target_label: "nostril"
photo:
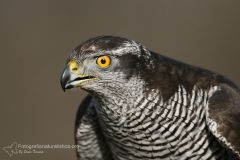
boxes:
[72,67,78,71]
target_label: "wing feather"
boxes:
[206,84,240,158]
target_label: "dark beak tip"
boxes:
[60,82,66,92]
[60,67,70,92]
[60,75,66,92]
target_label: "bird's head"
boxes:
[60,36,154,96]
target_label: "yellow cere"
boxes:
[68,60,79,72]
[97,55,111,68]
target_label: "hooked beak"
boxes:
[60,66,96,92]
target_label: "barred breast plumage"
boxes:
[94,85,235,160]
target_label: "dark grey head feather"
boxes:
[67,36,239,101]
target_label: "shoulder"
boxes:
[206,84,240,158]
[75,95,97,127]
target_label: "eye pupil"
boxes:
[101,59,106,64]
[97,55,110,68]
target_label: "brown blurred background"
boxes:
[0,0,239,159]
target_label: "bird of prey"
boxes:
[60,36,240,160]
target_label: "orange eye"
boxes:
[96,55,111,68]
